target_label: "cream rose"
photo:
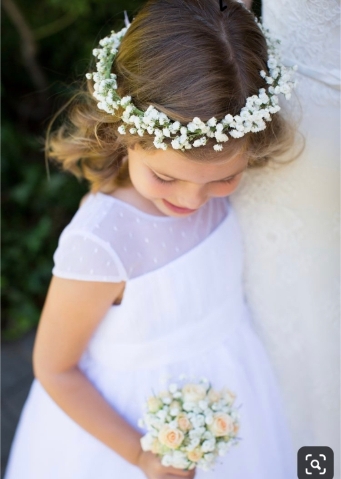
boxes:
[158,425,184,449]
[151,438,163,454]
[207,388,221,403]
[182,383,207,403]
[147,396,163,413]
[177,413,192,432]
[170,400,181,409]
[209,413,234,437]
[187,448,204,462]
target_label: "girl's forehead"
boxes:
[129,144,248,182]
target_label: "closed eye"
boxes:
[152,171,237,185]
[152,172,175,184]
[218,176,236,184]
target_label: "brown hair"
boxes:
[46,0,297,193]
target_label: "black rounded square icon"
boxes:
[298,446,334,478]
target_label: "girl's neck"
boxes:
[105,186,168,217]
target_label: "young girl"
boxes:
[4,1,298,478]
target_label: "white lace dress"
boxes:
[230,0,340,474]
[5,193,296,478]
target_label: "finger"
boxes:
[164,475,194,479]
[162,467,182,474]
[164,469,195,477]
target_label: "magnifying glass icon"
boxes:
[311,459,321,470]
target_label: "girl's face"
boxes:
[127,144,248,217]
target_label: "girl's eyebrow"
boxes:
[150,166,247,182]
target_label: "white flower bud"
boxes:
[215,132,229,142]
[213,144,223,151]
[120,96,132,106]
[224,114,233,124]
[229,130,244,138]
[267,58,277,69]
[207,117,217,127]
[169,383,178,394]
[171,138,181,149]
[186,122,196,133]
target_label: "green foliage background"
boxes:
[2,0,262,340]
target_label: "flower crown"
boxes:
[86,11,297,152]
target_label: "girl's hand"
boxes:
[137,450,196,479]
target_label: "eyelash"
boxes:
[152,172,174,184]
[152,172,236,185]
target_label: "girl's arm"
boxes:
[33,277,196,478]
[32,276,143,466]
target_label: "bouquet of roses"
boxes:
[137,375,241,471]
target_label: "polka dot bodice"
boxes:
[52,192,229,282]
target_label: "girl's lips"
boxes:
[162,199,197,214]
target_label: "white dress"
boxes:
[5,193,296,478]
[230,0,340,475]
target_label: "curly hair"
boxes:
[46,0,297,194]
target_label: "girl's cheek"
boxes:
[209,182,238,197]
[145,178,170,197]
[214,175,244,196]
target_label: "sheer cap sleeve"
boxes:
[52,230,128,283]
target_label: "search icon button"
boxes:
[311,459,321,470]
[297,446,334,478]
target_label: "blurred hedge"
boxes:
[1,0,145,340]
[2,0,261,340]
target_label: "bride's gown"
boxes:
[231,0,340,474]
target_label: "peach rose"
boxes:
[187,448,204,462]
[207,388,221,403]
[209,413,234,437]
[147,396,163,413]
[182,383,207,403]
[158,425,184,449]
[177,413,192,432]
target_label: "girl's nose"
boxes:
[176,183,207,210]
